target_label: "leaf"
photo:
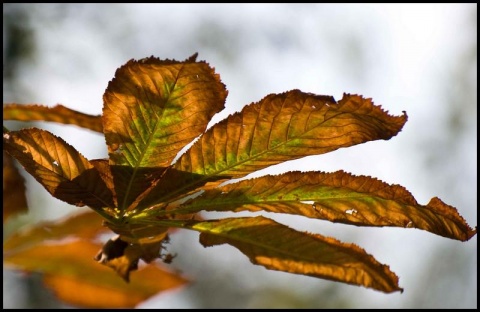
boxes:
[131,167,230,214]
[102,54,228,211]
[93,233,169,282]
[3,210,107,253]
[148,216,402,293]
[176,170,477,241]
[3,151,28,223]
[3,103,103,133]
[94,235,139,282]
[4,240,188,308]
[174,90,407,180]
[3,128,115,211]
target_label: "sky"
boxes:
[3,3,477,309]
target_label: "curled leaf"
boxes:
[94,230,170,281]
[94,235,139,282]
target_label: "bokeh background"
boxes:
[3,3,477,309]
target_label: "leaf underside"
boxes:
[149,216,402,293]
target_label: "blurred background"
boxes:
[3,3,477,309]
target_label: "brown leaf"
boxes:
[102,54,227,211]
[175,90,407,179]
[3,151,28,223]
[189,216,402,293]
[178,170,476,241]
[131,166,229,214]
[3,128,115,211]
[94,235,138,282]
[94,224,172,281]
[3,103,103,133]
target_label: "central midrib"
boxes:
[120,72,180,212]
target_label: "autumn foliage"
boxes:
[3,54,477,308]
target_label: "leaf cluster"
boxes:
[3,54,476,308]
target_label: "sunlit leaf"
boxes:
[102,54,228,211]
[176,170,476,241]
[4,240,188,308]
[148,216,402,293]
[3,103,103,133]
[3,128,115,211]
[174,90,407,182]
[3,151,28,223]
[3,53,476,302]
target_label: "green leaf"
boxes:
[3,103,103,133]
[175,170,477,241]
[102,54,228,211]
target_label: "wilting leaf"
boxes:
[150,216,402,293]
[102,54,228,211]
[3,128,115,210]
[3,210,107,252]
[3,103,103,133]
[4,240,188,308]
[3,151,28,223]
[174,90,407,181]
[176,170,477,241]
[93,233,169,282]
[94,235,138,282]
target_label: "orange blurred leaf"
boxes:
[3,103,103,133]
[3,151,28,223]
[4,240,188,308]
[3,210,106,253]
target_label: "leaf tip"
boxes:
[186,52,199,62]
